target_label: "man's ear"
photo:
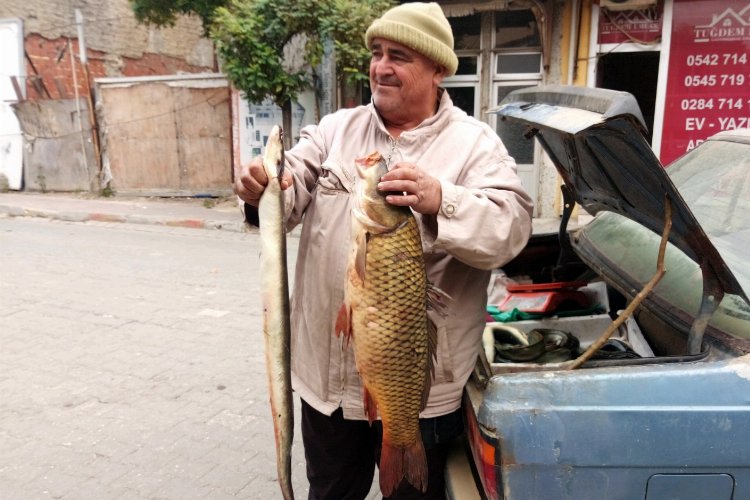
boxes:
[433,64,447,86]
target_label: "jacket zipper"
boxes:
[386,136,400,169]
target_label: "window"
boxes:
[496,52,543,76]
[494,9,541,49]
[495,84,535,164]
[444,9,543,206]
[491,9,542,164]
[443,14,481,117]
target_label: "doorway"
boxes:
[596,51,660,144]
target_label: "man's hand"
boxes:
[377,162,442,215]
[234,156,292,207]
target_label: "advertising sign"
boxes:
[598,5,663,45]
[660,0,750,165]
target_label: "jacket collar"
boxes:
[368,88,453,140]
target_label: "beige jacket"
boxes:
[276,91,533,419]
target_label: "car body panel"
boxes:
[473,355,750,500]
[491,85,746,304]
[447,86,750,499]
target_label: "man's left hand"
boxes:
[377,162,442,215]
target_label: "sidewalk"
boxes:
[0,191,567,235]
[0,192,250,233]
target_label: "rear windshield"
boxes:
[667,139,750,295]
[581,212,750,341]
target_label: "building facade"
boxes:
[1,0,214,102]
[3,0,749,208]
[1,0,218,193]
[439,0,750,217]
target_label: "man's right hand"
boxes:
[234,156,292,207]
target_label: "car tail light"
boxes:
[464,401,501,499]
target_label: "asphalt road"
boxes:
[0,216,337,499]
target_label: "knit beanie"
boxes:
[365,2,458,76]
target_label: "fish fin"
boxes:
[335,304,353,343]
[363,387,378,424]
[420,317,438,411]
[426,283,452,318]
[404,439,428,494]
[354,233,369,282]
[379,436,427,496]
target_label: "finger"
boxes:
[385,193,419,207]
[382,163,417,181]
[390,161,417,170]
[236,174,263,201]
[280,171,293,190]
[246,162,269,188]
[235,159,268,204]
[377,179,414,193]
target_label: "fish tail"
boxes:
[379,436,428,496]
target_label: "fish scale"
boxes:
[337,151,436,495]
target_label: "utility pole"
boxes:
[75,8,103,188]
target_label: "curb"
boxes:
[0,204,251,234]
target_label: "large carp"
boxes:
[257,125,294,500]
[336,151,439,496]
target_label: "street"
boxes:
[0,216,318,499]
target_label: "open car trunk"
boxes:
[451,86,750,500]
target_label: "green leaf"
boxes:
[132,0,395,122]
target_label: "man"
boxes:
[235,3,533,498]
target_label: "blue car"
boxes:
[445,85,750,500]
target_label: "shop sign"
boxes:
[598,5,663,45]
[661,0,750,165]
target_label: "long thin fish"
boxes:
[258,125,294,500]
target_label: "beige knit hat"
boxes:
[365,2,458,76]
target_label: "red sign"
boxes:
[598,4,663,45]
[660,0,750,165]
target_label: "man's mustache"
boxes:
[375,78,401,86]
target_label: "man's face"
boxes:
[369,38,445,125]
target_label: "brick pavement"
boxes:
[0,191,566,499]
[0,214,380,499]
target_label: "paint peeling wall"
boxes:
[0,0,213,65]
[14,98,97,192]
[0,0,215,101]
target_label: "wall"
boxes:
[0,0,215,101]
[14,98,97,192]
[22,33,214,101]
[1,0,219,193]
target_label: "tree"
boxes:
[130,0,227,33]
[211,0,393,146]
[130,0,394,147]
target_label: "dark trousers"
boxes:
[301,399,464,500]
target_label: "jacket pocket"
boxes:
[318,159,353,194]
